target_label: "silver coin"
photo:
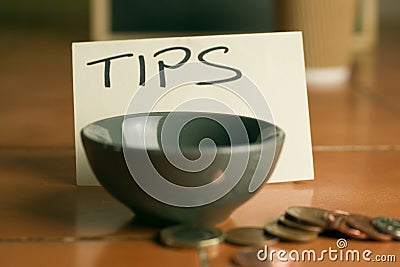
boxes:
[160,224,224,248]
[225,227,279,246]
[372,217,400,240]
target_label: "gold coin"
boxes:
[285,206,329,228]
[346,214,392,241]
[225,227,279,246]
[264,221,318,242]
[160,224,223,248]
[325,210,350,230]
[279,214,324,233]
[330,215,368,240]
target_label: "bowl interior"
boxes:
[82,112,281,152]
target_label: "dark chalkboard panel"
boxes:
[111,0,275,33]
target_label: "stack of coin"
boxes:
[263,206,327,242]
[263,206,399,242]
[159,208,400,248]
[158,208,400,267]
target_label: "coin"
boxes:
[160,224,223,248]
[332,215,368,240]
[225,227,279,246]
[345,214,392,241]
[279,214,324,233]
[285,206,329,228]
[264,221,318,242]
[231,248,272,267]
[325,210,350,230]
[372,217,400,240]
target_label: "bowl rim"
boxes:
[81,111,285,153]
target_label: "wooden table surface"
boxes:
[0,21,399,267]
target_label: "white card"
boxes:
[72,32,314,185]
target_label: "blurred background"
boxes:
[0,0,397,38]
[0,0,88,32]
[0,0,399,148]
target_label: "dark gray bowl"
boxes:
[81,112,284,225]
